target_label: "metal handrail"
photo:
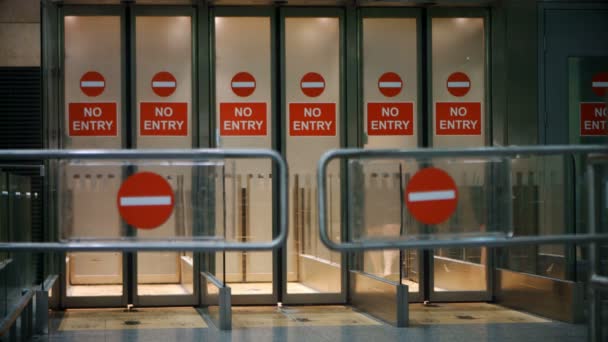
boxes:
[317,144,608,252]
[0,149,288,252]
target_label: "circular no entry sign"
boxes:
[378,72,403,97]
[446,72,471,97]
[80,71,106,97]
[117,172,174,229]
[405,168,458,225]
[300,72,325,98]
[592,72,608,98]
[231,72,256,97]
[151,71,177,97]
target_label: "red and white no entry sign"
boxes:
[405,168,458,225]
[231,72,256,97]
[80,71,105,97]
[446,72,471,97]
[151,72,177,97]
[117,172,174,229]
[378,72,403,97]
[300,72,325,98]
[591,72,608,98]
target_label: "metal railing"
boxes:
[317,145,608,252]
[0,149,288,252]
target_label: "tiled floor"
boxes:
[38,304,587,342]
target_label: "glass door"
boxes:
[428,9,490,302]
[131,7,197,306]
[60,6,198,308]
[281,8,346,304]
[358,8,423,303]
[211,8,278,305]
[209,8,348,305]
[356,8,491,303]
[61,8,127,308]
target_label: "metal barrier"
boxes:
[0,149,288,252]
[317,145,608,251]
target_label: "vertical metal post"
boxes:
[218,286,232,331]
[35,288,49,335]
[396,284,409,327]
[587,164,601,342]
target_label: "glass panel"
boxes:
[63,15,123,298]
[214,16,274,295]
[135,15,193,297]
[285,17,341,295]
[361,17,419,289]
[431,17,487,294]
[348,156,511,294]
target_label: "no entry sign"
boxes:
[117,172,174,229]
[580,102,608,136]
[289,103,336,136]
[80,71,105,97]
[68,103,117,137]
[231,72,256,97]
[435,102,482,136]
[220,102,267,136]
[367,102,414,136]
[405,168,458,225]
[300,72,325,98]
[378,72,403,97]
[151,72,177,97]
[446,72,471,97]
[592,72,608,98]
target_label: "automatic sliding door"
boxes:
[62,11,126,307]
[283,10,344,303]
[358,9,423,302]
[133,10,196,305]
[213,11,276,304]
[429,12,490,301]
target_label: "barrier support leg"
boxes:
[219,286,232,331]
[396,284,409,328]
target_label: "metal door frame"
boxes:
[280,7,348,305]
[208,6,279,306]
[356,7,425,304]
[426,7,493,302]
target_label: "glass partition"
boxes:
[58,159,232,299]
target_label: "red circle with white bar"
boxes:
[446,72,471,97]
[80,71,105,97]
[405,168,458,225]
[378,72,403,97]
[300,72,325,98]
[117,172,174,229]
[151,72,177,97]
[591,72,608,98]
[231,72,256,97]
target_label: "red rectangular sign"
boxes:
[580,102,607,136]
[367,102,414,136]
[68,102,117,137]
[140,102,188,136]
[220,102,267,136]
[435,102,482,136]
[289,103,336,136]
